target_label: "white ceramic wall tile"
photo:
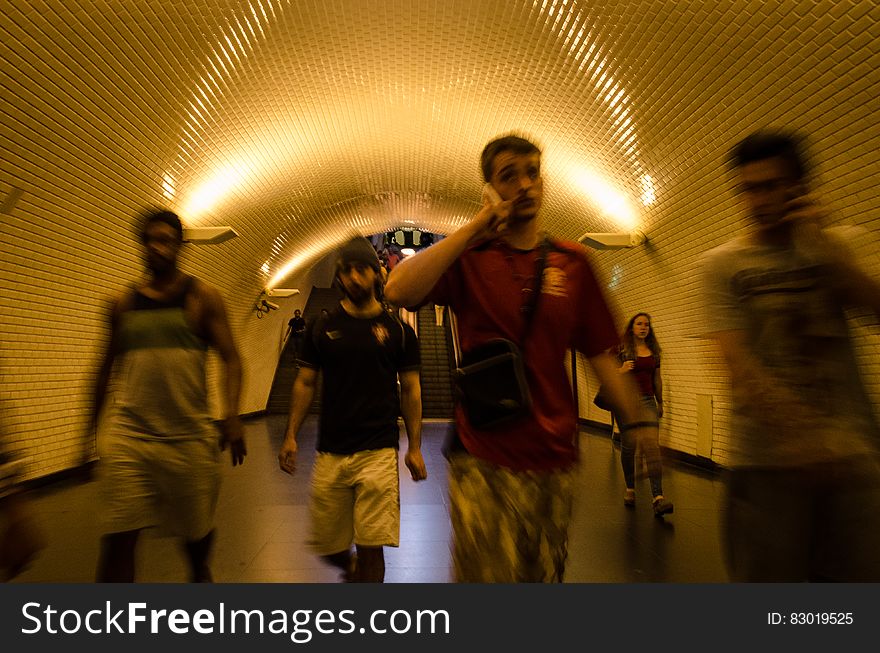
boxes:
[2,0,879,479]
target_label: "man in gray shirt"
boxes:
[702,130,880,581]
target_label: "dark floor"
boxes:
[11,416,728,583]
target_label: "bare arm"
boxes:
[202,284,246,466]
[384,200,511,308]
[786,199,880,316]
[398,369,426,481]
[589,351,642,426]
[88,296,124,467]
[712,329,818,431]
[654,367,663,418]
[278,366,317,475]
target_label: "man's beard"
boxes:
[146,255,176,277]
[341,281,374,306]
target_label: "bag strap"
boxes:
[451,235,552,365]
[519,236,551,346]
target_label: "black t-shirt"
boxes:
[298,307,420,454]
[288,316,306,335]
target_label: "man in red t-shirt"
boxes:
[386,134,646,582]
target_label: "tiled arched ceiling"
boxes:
[4,0,666,289]
[4,0,875,291]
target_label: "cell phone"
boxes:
[482,183,503,206]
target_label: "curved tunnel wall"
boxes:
[3,1,880,481]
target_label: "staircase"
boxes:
[416,304,455,419]
[265,286,340,414]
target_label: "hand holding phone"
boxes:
[482,183,503,207]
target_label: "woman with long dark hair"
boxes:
[618,313,673,517]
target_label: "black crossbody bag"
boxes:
[452,238,550,430]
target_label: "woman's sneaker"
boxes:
[623,489,636,507]
[652,496,674,517]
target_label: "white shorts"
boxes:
[307,447,400,555]
[98,431,221,541]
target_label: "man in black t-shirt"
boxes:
[278,237,426,582]
[286,309,306,355]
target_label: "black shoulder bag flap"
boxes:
[453,238,550,430]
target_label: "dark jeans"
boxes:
[618,396,663,497]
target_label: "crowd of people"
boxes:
[3,130,878,584]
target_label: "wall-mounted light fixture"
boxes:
[183,226,238,244]
[577,229,647,250]
[265,288,300,298]
[254,288,299,318]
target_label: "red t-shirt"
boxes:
[428,237,619,471]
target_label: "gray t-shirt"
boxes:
[701,227,880,467]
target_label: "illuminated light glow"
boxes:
[229,24,248,54]
[233,18,252,49]
[569,166,638,230]
[269,240,335,289]
[260,261,270,276]
[256,0,270,23]
[224,34,242,63]
[198,84,216,103]
[182,160,253,218]
[401,248,416,257]
[641,175,656,206]
[162,173,175,200]
[249,2,267,37]
[242,14,258,40]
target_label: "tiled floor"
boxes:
[11,415,728,583]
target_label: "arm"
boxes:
[202,284,246,466]
[653,367,663,418]
[278,366,317,475]
[785,198,880,316]
[823,233,880,315]
[712,329,818,430]
[398,369,426,481]
[89,296,123,465]
[589,351,642,427]
[384,200,511,308]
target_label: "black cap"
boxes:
[337,237,381,271]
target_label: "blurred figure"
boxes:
[0,450,46,581]
[92,209,246,582]
[702,131,880,581]
[286,309,306,355]
[385,135,645,582]
[278,237,426,583]
[616,313,672,516]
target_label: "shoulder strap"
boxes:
[520,236,551,344]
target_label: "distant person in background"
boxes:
[278,237,426,582]
[616,313,672,517]
[385,246,402,270]
[287,309,306,355]
[92,208,246,583]
[703,130,880,581]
